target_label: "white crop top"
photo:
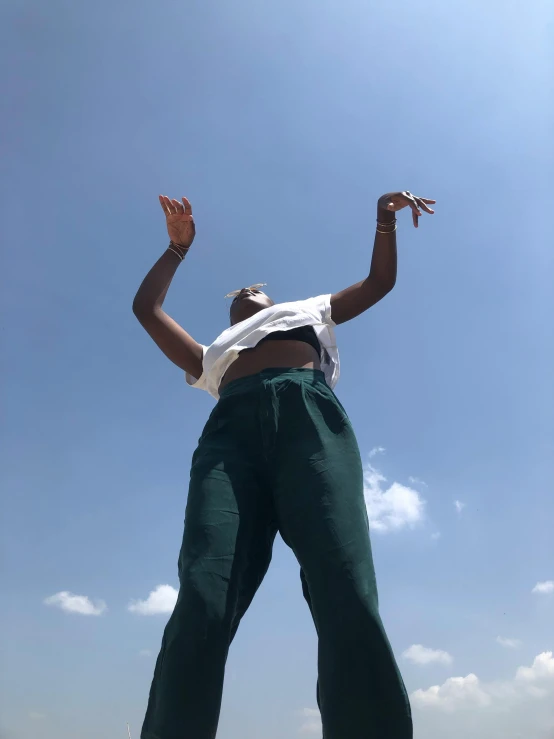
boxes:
[186,294,339,399]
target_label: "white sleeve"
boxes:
[307,294,334,325]
[185,345,208,387]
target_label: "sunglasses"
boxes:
[225,283,267,299]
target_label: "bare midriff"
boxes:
[219,340,321,391]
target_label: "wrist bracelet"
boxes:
[168,245,184,260]
[168,241,190,259]
[169,240,190,252]
[376,224,397,234]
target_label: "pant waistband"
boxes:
[219,367,327,399]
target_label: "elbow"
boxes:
[375,276,396,301]
[132,296,154,323]
[132,296,144,319]
[367,272,396,302]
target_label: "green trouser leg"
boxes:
[141,385,277,739]
[141,369,412,739]
[269,372,412,739]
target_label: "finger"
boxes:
[171,198,184,214]
[415,197,435,214]
[405,193,422,217]
[420,198,436,204]
[163,195,177,215]
[182,197,193,216]
[405,196,421,228]
[159,195,171,216]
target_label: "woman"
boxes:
[133,190,435,739]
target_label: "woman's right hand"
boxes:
[159,195,196,248]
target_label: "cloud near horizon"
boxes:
[368,446,386,458]
[532,581,554,595]
[411,651,554,712]
[128,584,178,615]
[364,462,425,533]
[403,644,453,666]
[44,591,106,616]
[299,708,322,734]
[496,636,522,649]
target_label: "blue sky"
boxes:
[1,0,553,737]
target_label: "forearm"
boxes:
[132,248,184,318]
[330,207,396,324]
[330,190,434,325]
[132,244,203,374]
[368,205,397,292]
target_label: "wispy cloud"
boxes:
[364,462,425,533]
[411,651,554,712]
[532,581,554,595]
[496,636,522,649]
[454,500,465,514]
[369,446,386,458]
[403,644,453,666]
[44,591,106,616]
[431,532,442,540]
[139,649,153,657]
[299,708,322,734]
[409,476,428,487]
[128,585,178,615]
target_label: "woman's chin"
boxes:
[231,301,267,325]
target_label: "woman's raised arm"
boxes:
[132,195,203,377]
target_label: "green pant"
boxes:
[142,369,412,739]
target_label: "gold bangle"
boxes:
[168,246,184,260]
[376,220,397,227]
[376,224,397,234]
[169,240,190,255]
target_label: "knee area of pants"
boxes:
[315,593,382,634]
[179,577,242,635]
[309,574,378,610]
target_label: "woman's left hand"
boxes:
[378,191,436,228]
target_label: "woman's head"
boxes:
[228,285,274,325]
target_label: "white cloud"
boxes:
[369,446,385,458]
[515,652,554,683]
[403,644,453,666]
[299,708,322,734]
[533,581,554,595]
[44,591,106,616]
[412,673,491,711]
[409,476,428,487]
[139,649,153,657]
[454,500,465,514]
[496,636,522,649]
[411,652,554,713]
[364,463,425,533]
[128,585,178,615]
